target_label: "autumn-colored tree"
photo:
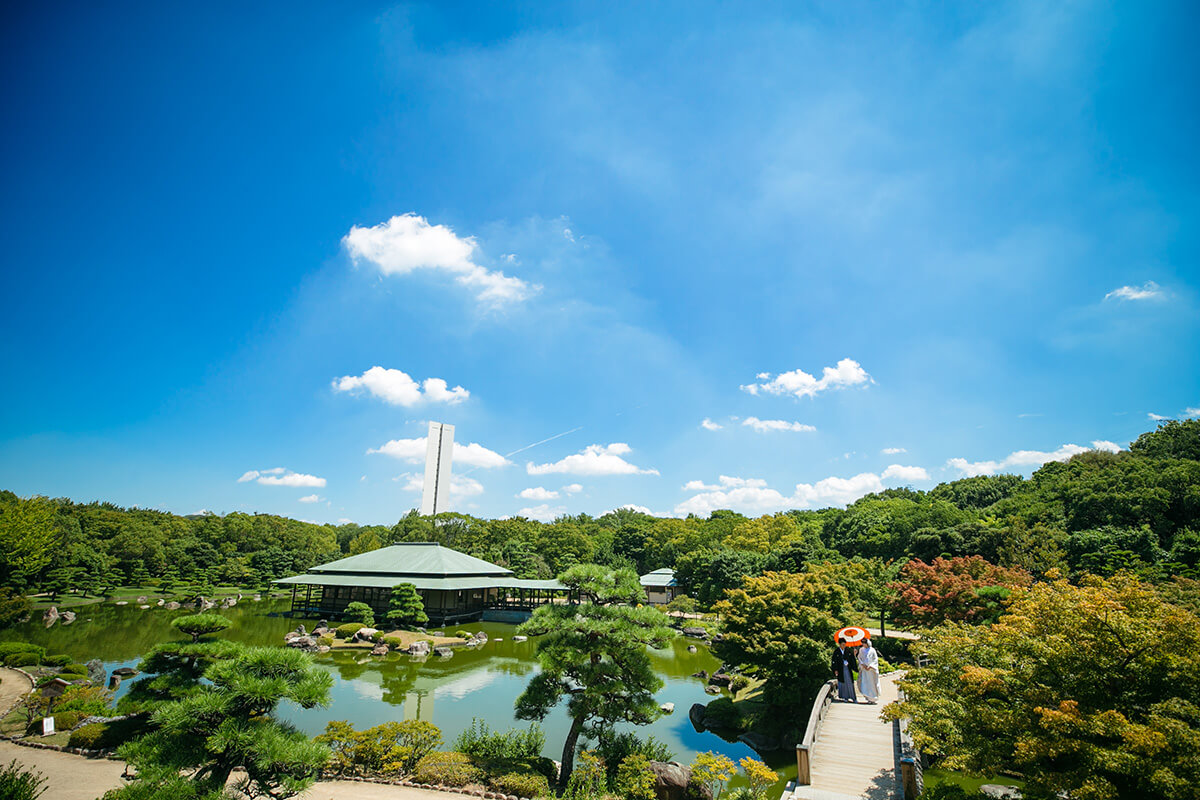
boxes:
[886,573,1200,800]
[888,555,1031,627]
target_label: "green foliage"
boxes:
[386,582,429,628]
[586,729,673,790]
[700,697,748,732]
[334,622,365,639]
[454,718,546,775]
[0,759,47,800]
[42,654,71,667]
[516,566,675,787]
[491,771,551,798]
[0,641,44,661]
[454,629,471,639]
[888,573,1200,800]
[664,594,697,614]
[28,710,82,734]
[690,752,736,799]
[729,675,750,693]
[0,495,60,589]
[714,571,846,708]
[0,586,32,628]
[343,601,375,627]
[58,663,89,677]
[118,639,244,713]
[317,635,334,647]
[3,651,40,667]
[170,614,229,643]
[561,750,606,800]
[413,751,481,786]
[614,753,656,800]
[888,556,1031,627]
[114,646,332,799]
[316,719,443,776]
[1131,419,1200,461]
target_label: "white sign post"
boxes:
[42,716,55,736]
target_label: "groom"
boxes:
[831,637,858,702]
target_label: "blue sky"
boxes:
[1,1,1197,524]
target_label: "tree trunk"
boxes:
[880,605,887,638]
[557,714,584,789]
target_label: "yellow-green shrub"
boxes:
[414,751,480,786]
[491,772,550,798]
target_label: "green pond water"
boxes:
[2,599,796,793]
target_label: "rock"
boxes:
[156,599,164,606]
[115,600,128,606]
[319,620,329,629]
[312,627,330,638]
[355,628,379,642]
[660,702,674,714]
[86,659,106,686]
[112,667,138,676]
[287,636,316,650]
[681,627,707,638]
[371,643,389,656]
[686,645,697,653]
[473,631,488,642]
[704,685,720,695]
[648,761,710,800]
[139,604,151,609]
[431,631,444,637]
[316,645,331,654]
[708,674,732,688]
[253,594,262,601]
[165,601,181,610]
[407,641,431,656]
[284,631,302,642]
[692,669,708,680]
[295,624,307,636]
[688,704,707,731]
[60,610,76,625]
[108,675,121,691]
[980,786,1022,799]
[136,596,147,604]
[200,598,216,611]
[222,597,237,608]
[737,731,780,753]
[434,646,455,658]
[512,635,527,642]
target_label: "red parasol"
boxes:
[835,626,869,647]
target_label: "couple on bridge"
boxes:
[831,634,880,704]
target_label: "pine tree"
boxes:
[515,564,675,787]
[344,601,375,627]
[385,583,428,628]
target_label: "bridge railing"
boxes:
[794,678,837,785]
[896,677,925,798]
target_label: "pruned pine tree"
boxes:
[386,583,428,628]
[515,564,675,788]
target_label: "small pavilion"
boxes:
[639,568,680,605]
[275,542,573,624]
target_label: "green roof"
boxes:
[274,574,567,591]
[305,542,514,578]
[640,568,676,588]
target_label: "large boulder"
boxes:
[371,643,389,656]
[86,659,106,686]
[287,636,316,650]
[688,703,707,731]
[354,627,379,642]
[708,673,732,688]
[433,646,455,658]
[648,761,710,800]
[60,610,76,625]
[473,631,488,642]
[136,596,147,604]
[164,601,181,610]
[407,641,431,656]
[43,607,59,627]
[681,627,708,639]
[112,667,139,677]
[512,635,527,642]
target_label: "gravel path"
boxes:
[0,667,33,716]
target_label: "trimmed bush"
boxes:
[0,642,43,659]
[371,630,387,643]
[730,675,751,693]
[66,716,148,749]
[344,601,375,627]
[316,636,334,647]
[491,772,550,798]
[455,719,546,775]
[58,664,88,677]
[702,697,748,731]
[67,723,106,748]
[4,652,39,667]
[0,642,44,666]
[383,635,406,651]
[454,630,471,639]
[42,654,72,667]
[26,711,83,735]
[335,623,365,639]
[414,751,480,787]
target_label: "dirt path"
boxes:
[0,667,33,715]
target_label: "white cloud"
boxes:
[1185,408,1200,419]
[742,417,817,433]
[946,441,1118,477]
[527,443,658,476]
[241,469,327,488]
[518,504,566,522]
[343,214,538,305]
[1148,413,1171,421]
[741,358,872,399]
[368,437,510,468]
[610,504,667,517]
[518,487,559,501]
[337,518,355,525]
[562,483,583,494]
[332,366,469,407]
[298,494,322,503]
[881,464,930,482]
[700,418,723,431]
[675,472,884,517]
[881,447,906,455]
[398,473,484,497]
[1105,281,1162,301]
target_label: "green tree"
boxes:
[348,531,383,556]
[886,573,1200,800]
[110,647,332,799]
[1131,418,1200,461]
[515,565,675,787]
[171,614,230,643]
[0,587,32,629]
[42,566,79,601]
[385,583,428,628]
[344,601,375,627]
[0,496,60,589]
[714,571,848,708]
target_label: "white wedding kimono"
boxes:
[857,642,880,702]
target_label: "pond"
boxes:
[2,599,796,793]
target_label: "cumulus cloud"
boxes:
[298,494,322,503]
[610,504,666,517]
[742,417,816,433]
[1104,281,1162,301]
[562,483,583,494]
[343,214,538,305]
[700,418,723,430]
[518,504,566,522]
[741,358,871,399]
[368,437,510,468]
[1148,413,1171,421]
[1185,408,1200,419]
[238,469,326,488]
[881,447,906,455]
[398,473,484,497]
[675,472,884,516]
[946,441,1119,477]
[333,366,469,407]
[881,464,930,482]
[527,443,658,476]
[518,486,559,501]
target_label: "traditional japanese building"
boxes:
[275,542,572,624]
[639,567,679,605]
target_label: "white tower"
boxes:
[420,421,454,516]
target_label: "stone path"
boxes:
[0,667,33,716]
[789,672,902,800]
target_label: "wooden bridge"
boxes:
[783,671,917,800]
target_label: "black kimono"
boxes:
[831,646,858,701]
